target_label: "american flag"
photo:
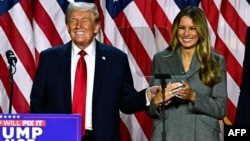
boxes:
[0,0,250,140]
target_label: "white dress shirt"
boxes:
[71,41,96,130]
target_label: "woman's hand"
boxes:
[175,81,196,103]
[153,82,183,107]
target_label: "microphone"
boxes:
[6,50,17,66]
[154,74,171,79]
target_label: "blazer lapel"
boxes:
[167,48,185,75]
[166,48,199,80]
[185,53,200,79]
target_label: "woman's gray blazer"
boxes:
[148,47,228,141]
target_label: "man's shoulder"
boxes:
[96,40,126,56]
[41,42,71,55]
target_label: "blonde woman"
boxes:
[147,6,227,141]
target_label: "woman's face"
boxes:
[177,16,199,49]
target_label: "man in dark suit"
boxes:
[234,27,250,125]
[30,2,161,141]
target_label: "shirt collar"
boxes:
[72,40,96,57]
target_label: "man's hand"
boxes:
[146,86,161,101]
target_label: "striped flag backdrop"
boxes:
[0,0,250,140]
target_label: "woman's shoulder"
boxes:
[211,49,226,68]
[154,46,173,57]
[212,49,225,61]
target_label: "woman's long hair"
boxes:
[170,6,221,87]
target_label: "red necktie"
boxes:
[72,50,87,136]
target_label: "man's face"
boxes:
[67,10,99,49]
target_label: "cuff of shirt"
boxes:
[145,89,150,106]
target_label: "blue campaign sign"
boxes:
[0,114,81,141]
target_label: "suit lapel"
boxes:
[92,40,108,104]
[58,42,72,112]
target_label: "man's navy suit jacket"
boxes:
[30,40,147,140]
[235,27,250,125]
